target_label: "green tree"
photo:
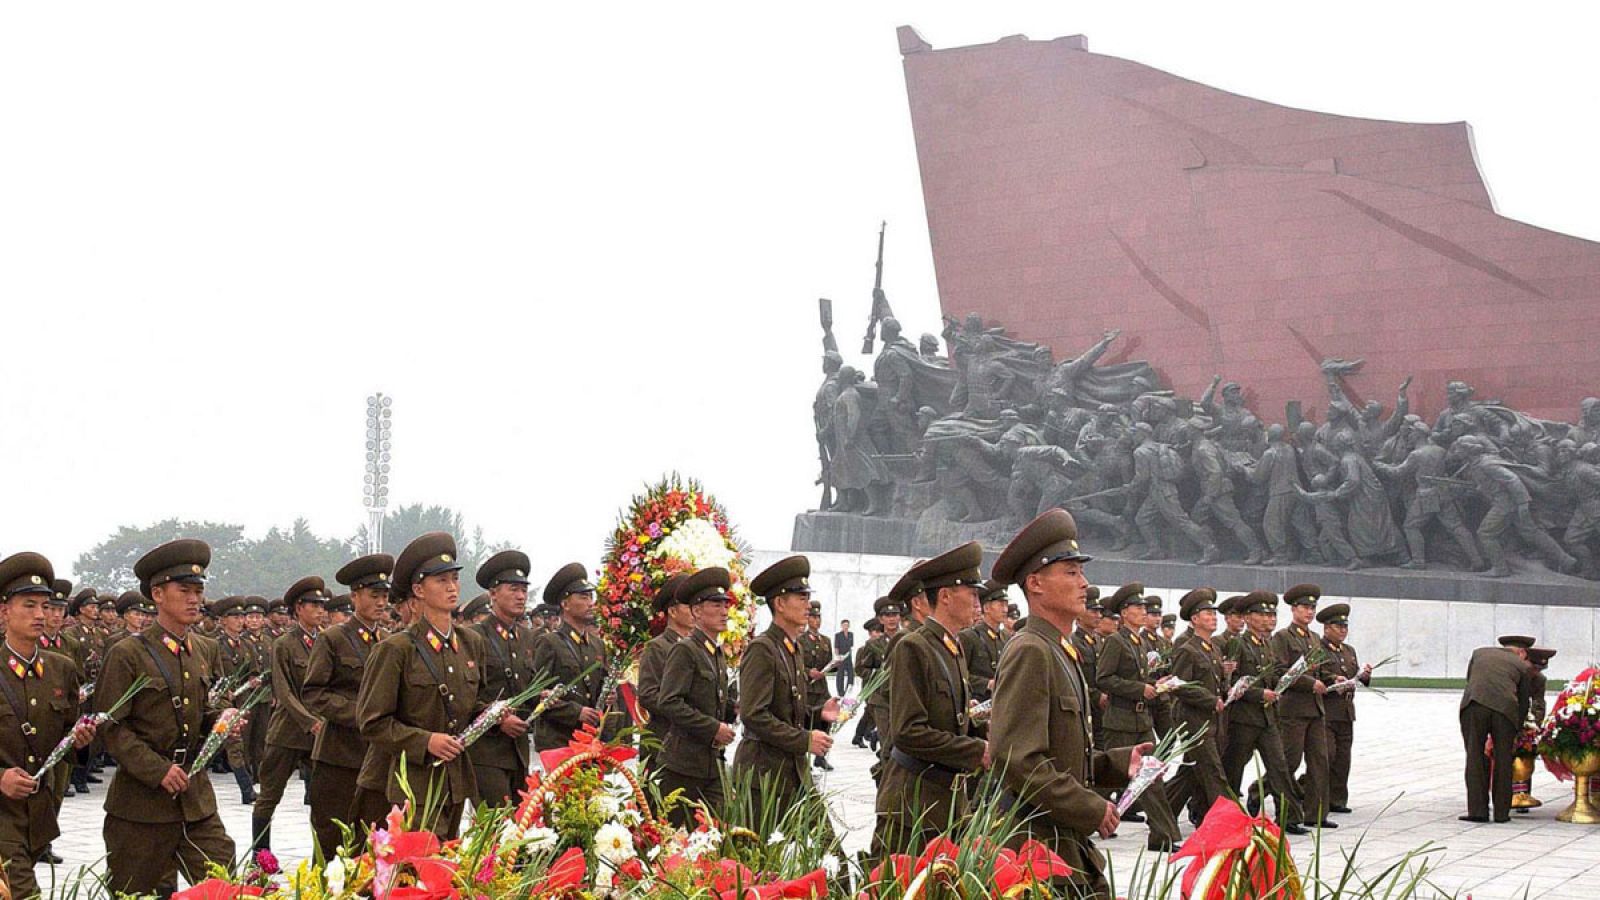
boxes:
[73,519,247,593]
[214,518,354,598]
[353,503,502,589]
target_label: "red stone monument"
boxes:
[898,26,1600,424]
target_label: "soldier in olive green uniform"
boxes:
[239,598,272,795]
[65,589,108,793]
[990,511,1138,899]
[1071,587,1108,751]
[0,553,97,900]
[302,553,392,859]
[212,597,259,804]
[869,571,923,780]
[1221,591,1307,834]
[855,598,899,758]
[655,568,738,828]
[733,556,837,818]
[40,580,83,817]
[874,543,989,855]
[530,563,608,752]
[958,580,1009,704]
[1269,583,1334,828]
[357,533,485,839]
[253,577,328,850]
[1163,588,1229,821]
[801,603,835,771]
[636,573,690,774]
[1317,603,1369,814]
[1142,596,1176,739]
[99,540,235,896]
[1095,583,1182,850]
[467,550,541,807]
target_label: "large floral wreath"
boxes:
[596,474,757,661]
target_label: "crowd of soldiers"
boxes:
[816,312,1600,580]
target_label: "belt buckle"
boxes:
[171,697,185,710]
[1135,701,1147,713]
[21,723,37,736]
[172,747,189,765]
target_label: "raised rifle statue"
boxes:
[861,220,893,355]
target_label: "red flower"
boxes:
[172,879,264,900]
[1172,797,1291,899]
[531,847,587,896]
[992,841,1073,893]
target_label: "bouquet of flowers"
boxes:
[1329,653,1399,696]
[186,683,272,776]
[967,699,993,726]
[597,474,757,663]
[1223,675,1257,707]
[526,662,601,723]
[31,676,149,780]
[1538,666,1600,780]
[1115,724,1209,816]
[1272,646,1328,694]
[230,672,269,704]
[1153,675,1192,696]
[829,666,891,737]
[206,663,250,708]
[77,680,95,704]
[432,673,554,767]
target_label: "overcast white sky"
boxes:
[4,3,1598,580]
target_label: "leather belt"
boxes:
[890,748,965,790]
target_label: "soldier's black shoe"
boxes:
[1316,819,1339,829]
[1245,795,1261,816]
[85,773,103,784]
[1147,839,1178,854]
[63,785,75,798]
[1458,814,1490,823]
[1121,810,1145,823]
[39,847,63,864]
[1329,804,1352,814]
[852,737,866,748]
[1282,824,1309,836]
[814,756,834,772]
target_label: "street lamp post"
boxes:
[364,393,393,554]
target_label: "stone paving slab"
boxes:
[39,691,1600,898]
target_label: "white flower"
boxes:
[604,771,634,800]
[684,826,722,862]
[768,829,786,846]
[594,821,637,866]
[525,825,559,853]
[654,518,737,570]
[325,857,347,896]
[821,854,841,878]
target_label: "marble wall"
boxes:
[750,549,1600,681]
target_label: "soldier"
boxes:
[251,577,327,850]
[874,543,990,854]
[356,532,485,839]
[302,553,392,859]
[1095,583,1182,850]
[1269,584,1334,829]
[733,556,837,817]
[325,594,354,629]
[1163,589,1229,824]
[655,568,738,828]
[106,591,151,649]
[458,594,491,628]
[466,550,540,807]
[40,580,84,815]
[959,580,1009,704]
[801,602,835,771]
[1317,603,1369,815]
[240,597,272,794]
[212,597,259,805]
[1071,587,1108,749]
[99,539,235,896]
[529,564,607,752]
[854,604,898,753]
[1220,592,1306,833]
[267,599,291,638]
[990,510,1145,897]
[1459,635,1535,823]
[636,573,690,773]
[0,553,97,900]
[851,618,885,750]
[1141,596,1175,740]
[871,570,926,777]
[65,589,108,793]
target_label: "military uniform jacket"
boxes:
[469,615,541,771]
[990,618,1130,874]
[855,632,889,712]
[732,625,814,791]
[1269,624,1325,720]
[1321,640,1367,724]
[38,631,85,679]
[302,619,383,769]
[801,628,833,708]
[958,622,1006,702]
[884,619,984,774]
[98,626,222,823]
[1168,634,1225,729]
[0,646,80,846]
[356,621,484,805]
[216,632,253,680]
[1227,632,1275,729]
[636,629,683,754]
[1095,626,1154,733]
[657,628,735,781]
[65,622,107,682]
[1460,647,1532,724]
[530,622,607,751]
[1069,629,1103,710]
[267,625,322,751]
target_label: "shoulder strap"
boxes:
[405,632,447,686]
[340,626,371,664]
[135,635,190,742]
[0,673,42,760]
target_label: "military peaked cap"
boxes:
[544,562,595,603]
[68,588,100,616]
[1161,613,1176,627]
[336,553,395,591]
[749,555,811,601]
[991,509,1091,586]
[213,596,245,617]
[1316,603,1351,626]
[115,590,148,615]
[1527,647,1556,668]
[908,542,984,593]
[677,567,732,606]
[394,532,463,598]
[327,593,354,614]
[0,552,55,599]
[872,595,902,617]
[1104,582,1145,616]
[476,550,532,589]
[979,580,1010,603]
[1283,583,1322,607]
[459,593,490,619]
[243,596,268,615]
[49,578,72,605]
[1498,634,1536,650]
[652,573,690,616]
[1179,587,1218,621]
[135,538,211,599]
[1220,595,1248,616]
[1242,590,1277,614]
[285,576,329,607]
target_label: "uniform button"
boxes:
[446,666,454,674]
[29,698,36,707]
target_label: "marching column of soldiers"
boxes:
[1,505,1404,900]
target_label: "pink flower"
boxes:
[253,848,279,876]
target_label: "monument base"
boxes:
[791,511,1600,608]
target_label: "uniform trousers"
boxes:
[1222,721,1304,825]
[1326,720,1354,808]
[104,812,235,898]
[254,743,310,825]
[349,786,394,835]
[472,762,526,810]
[1278,714,1330,823]
[1165,722,1227,822]
[1102,727,1181,848]
[657,768,726,830]
[309,762,360,861]
[1460,701,1516,820]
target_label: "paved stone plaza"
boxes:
[36,691,1600,899]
